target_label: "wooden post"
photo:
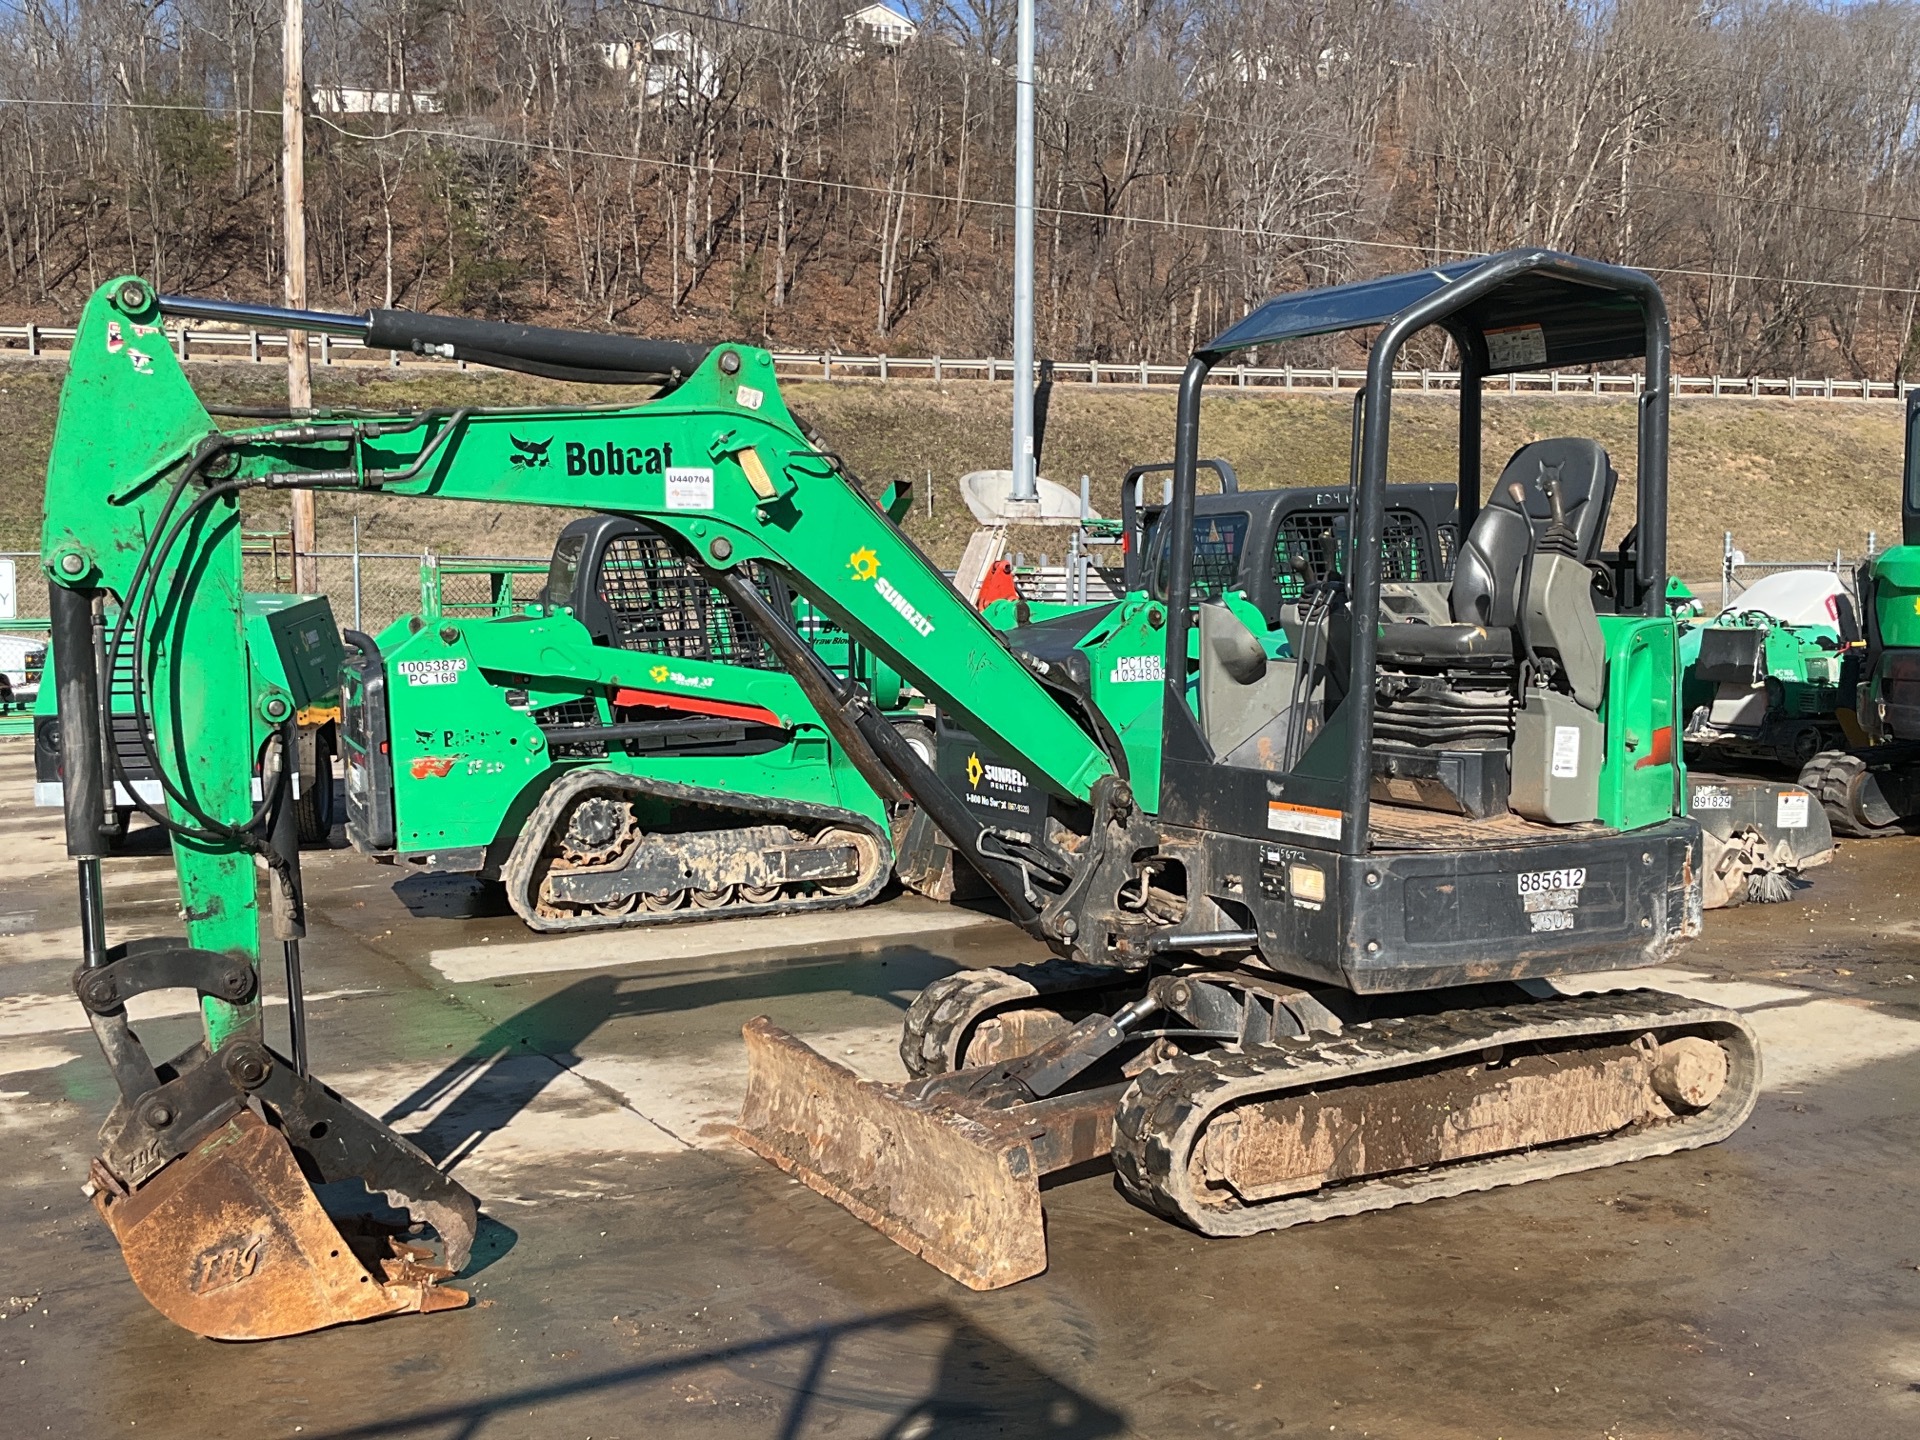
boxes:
[284,0,318,594]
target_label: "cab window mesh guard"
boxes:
[1273,509,1445,600]
[597,535,780,666]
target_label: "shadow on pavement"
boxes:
[301,1304,1127,1440]
[382,947,945,1172]
[390,871,515,919]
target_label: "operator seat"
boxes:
[1373,438,1616,667]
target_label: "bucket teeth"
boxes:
[734,1017,1049,1290]
[94,1108,470,1341]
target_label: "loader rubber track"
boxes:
[502,769,890,933]
[898,961,1138,1079]
[1111,988,1758,1237]
[1801,751,1904,837]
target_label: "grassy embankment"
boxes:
[1,359,1901,587]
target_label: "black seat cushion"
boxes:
[1484,437,1616,565]
[1374,437,1616,670]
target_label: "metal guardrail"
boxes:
[1,321,1913,401]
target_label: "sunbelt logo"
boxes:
[846,547,934,636]
[966,752,1027,790]
[648,663,714,690]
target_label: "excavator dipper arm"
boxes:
[43,280,476,1338]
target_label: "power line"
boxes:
[8,90,1920,301]
[312,113,1920,299]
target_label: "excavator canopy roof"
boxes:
[1202,250,1651,374]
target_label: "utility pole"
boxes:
[1008,0,1037,505]
[284,0,318,593]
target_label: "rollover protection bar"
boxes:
[154,291,709,387]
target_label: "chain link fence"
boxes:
[241,547,550,636]
[6,543,549,653]
[1719,529,1881,609]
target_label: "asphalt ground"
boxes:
[3,740,1920,1439]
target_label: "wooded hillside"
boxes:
[8,0,1920,378]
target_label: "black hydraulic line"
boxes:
[707,567,908,807]
[266,724,309,1078]
[364,310,708,383]
[156,294,372,336]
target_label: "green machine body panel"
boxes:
[245,594,346,716]
[362,607,889,861]
[1597,614,1682,831]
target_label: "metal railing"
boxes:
[2,320,1915,401]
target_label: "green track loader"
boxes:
[344,513,922,930]
[1799,389,1920,834]
[45,252,1768,1333]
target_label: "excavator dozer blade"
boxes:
[734,1018,1048,1290]
[95,1108,469,1341]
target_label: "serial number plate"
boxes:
[1529,910,1577,933]
[1517,868,1586,895]
[1523,889,1582,913]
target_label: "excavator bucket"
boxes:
[94,1108,469,1341]
[735,1018,1121,1290]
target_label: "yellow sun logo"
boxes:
[848,547,880,581]
[966,752,983,787]
[650,664,669,683]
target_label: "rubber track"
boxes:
[1800,751,1902,838]
[897,961,1136,1079]
[1111,988,1760,1237]
[502,769,891,934]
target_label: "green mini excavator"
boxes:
[47,252,1762,1334]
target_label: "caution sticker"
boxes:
[1485,323,1547,369]
[1551,725,1581,778]
[1267,801,1342,840]
[1776,790,1810,829]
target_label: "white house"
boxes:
[844,2,916,48]
[599,32,722,103]
[310,85,443,115]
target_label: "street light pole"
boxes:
[1009,0,1037,504]
[284,0,318,592]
